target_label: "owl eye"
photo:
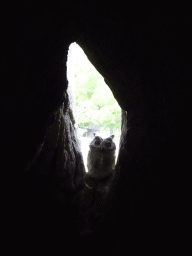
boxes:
[95,140,100,146]
[105,142,111,148]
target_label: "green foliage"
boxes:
[72,44,121,130]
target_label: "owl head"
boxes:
[89,133,116,152]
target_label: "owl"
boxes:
[87,134,116,181]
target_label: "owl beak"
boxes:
[100,144,103,151]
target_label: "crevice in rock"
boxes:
[65,42,123,235]
[67,42,122,169]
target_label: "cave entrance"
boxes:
[67,42,121,171]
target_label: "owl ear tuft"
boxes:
[93,132,96,137]
[110,134,115,139]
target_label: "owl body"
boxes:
[84,134,116,231]
[87,134,116,180]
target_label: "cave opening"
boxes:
[67,42,121,171]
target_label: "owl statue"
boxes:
[87,133,116,181]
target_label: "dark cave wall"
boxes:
[76,4,168,252]
[0,2,84,253]
[0,1,191,255]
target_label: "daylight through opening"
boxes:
[67,42,121,171]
